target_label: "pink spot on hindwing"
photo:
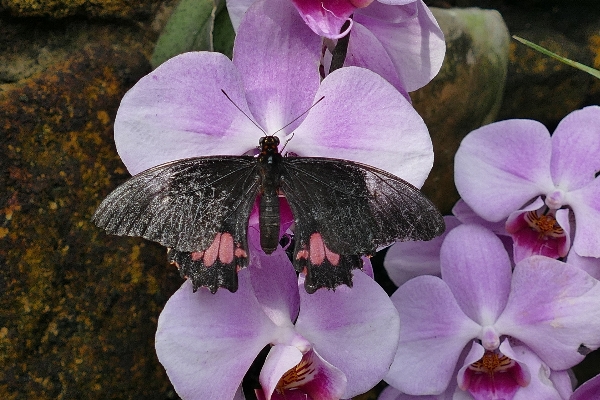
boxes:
[218,233,234,264]
[203,233,222,266]
[194,233,248,267]
[296,233,341,266]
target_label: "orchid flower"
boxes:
[115,0,433,189]
[384,224,600,398]
[155,227,400,400]
[226,0,445,96]
[454,106,600,261]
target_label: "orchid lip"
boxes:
[276,353,317,392]
[523,208,564,239]
[461,349,528,398]
[468,350,517,377]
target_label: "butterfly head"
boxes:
[259,136,281,156]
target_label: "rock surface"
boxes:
[0,0,161,19]
[415,7,510,214]
[0,15,182,400]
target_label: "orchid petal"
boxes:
[384,216,460,287]
[292,66,433,186]
[355,0,415,23]
[344,21,410,98]
[495,256,600,370]
[550,106,600,191]
[290,0,354,39]
[456,341,485,391]
[566,178,600,257]
[375,0,418,6]
[554,208,571,255]
[507,344,566,400]
[155,275,277,399]
[549,369,574,400]
[386,275,480,395]
[268,391,308,400]
[572,373,600,400]
[248,239,301,326]
[567,250,600,280]
[354,0,445,91]
[294,350,347,400]
[497,341,531,386]
[379,385,443,400]
[295,270,400,398]
[452,199,508,235]
[234,0,322,134]
[440,224,512,326]
[115,52,259,175]
[454,119,555,222]
[260,344,304,400]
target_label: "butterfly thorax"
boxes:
[257,136,284,254]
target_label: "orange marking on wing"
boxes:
[218,233,235,264]
[296,249,309,260]
[309,233,326,265]
[307,233,340,266]
[234,244,247,258]
[203,233,222,266]
[324,246,340,265]
[191,251,204,261]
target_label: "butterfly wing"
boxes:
[93,156,260,292]
[280,157,444,293]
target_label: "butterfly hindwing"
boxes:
[281,157,444,291]
[93,156,261,292]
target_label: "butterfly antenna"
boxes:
[221,89,266,135]
[281,132,295,152]
[271,96,325,136]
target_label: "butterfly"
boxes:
[93,135,444,293]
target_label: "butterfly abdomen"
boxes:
[258,146,284,254]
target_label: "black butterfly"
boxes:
[93,135,444,293]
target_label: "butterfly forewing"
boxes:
[281,157,444,291]
[93,156,260,292]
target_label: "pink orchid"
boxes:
[226,0,444,95]
[455,106,600,260]
[384,224,600,398]
[115,0,433,188]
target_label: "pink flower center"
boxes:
[276,354,316,392]
[461,349,528,400]
[524,210,564,239]
[468,351,513,376]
